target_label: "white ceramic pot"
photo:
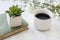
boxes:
[34,8,53,31]
[10,16,21,27]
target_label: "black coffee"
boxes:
[35,13,50,20]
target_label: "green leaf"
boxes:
[5,5,24,18]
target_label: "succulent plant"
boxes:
[6,5,24,18]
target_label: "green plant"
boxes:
[40,3,60,16]
[21,0,60,16]
[6,5,23,18]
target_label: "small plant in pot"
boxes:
[5,5,24,27]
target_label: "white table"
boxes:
[0,1,59,40]
[0,1,46,40]
[4,11,60,40]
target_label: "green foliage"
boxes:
[6,5,23,18]
[41,3,60,16]
[32,0,40,7]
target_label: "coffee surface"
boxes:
[35,13,50,20]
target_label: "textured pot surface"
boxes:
[34,8,53,31]
[10,16,21,27]
[34,17,52,31]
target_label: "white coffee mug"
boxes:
[34,8,53,31]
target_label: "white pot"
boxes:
[10,16,21,27]
[34,8,53,31]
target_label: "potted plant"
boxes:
[5,5,24,27]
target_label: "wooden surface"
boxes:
[0,18,28,40]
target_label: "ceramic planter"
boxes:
[34,8,53,31]
[10,16,21,27]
